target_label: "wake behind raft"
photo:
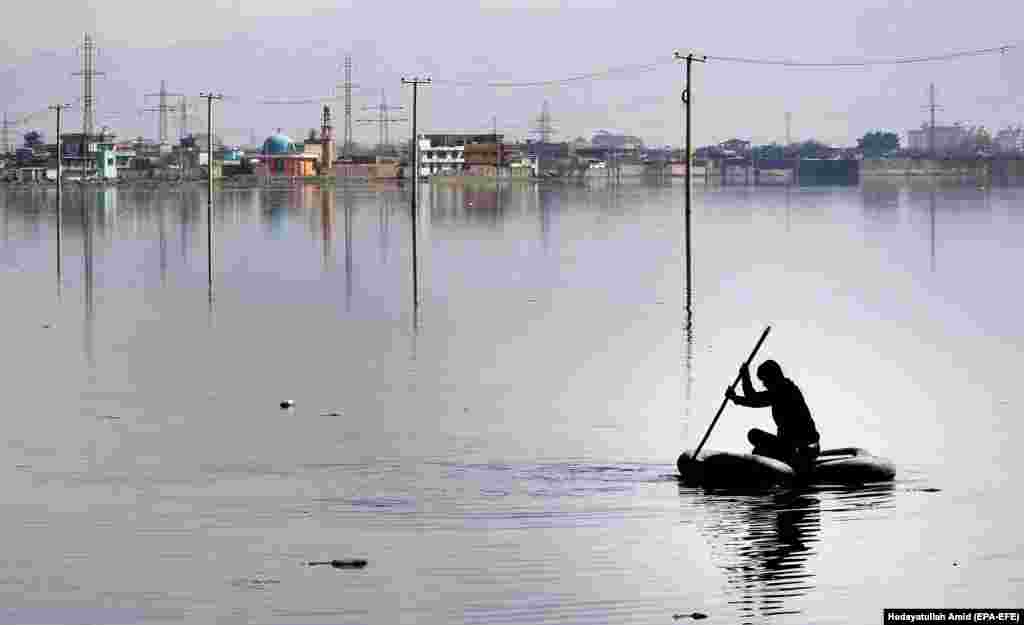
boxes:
[677,447,895,487]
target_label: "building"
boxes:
[995,126,1023,154]
[906,124,965,154]
[95,143,118,179]
[718,138,752,156]
[61,131,117,177]
[591,131,643,151]
[418,134,470,176]
[254,133,319,178]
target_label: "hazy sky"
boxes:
[2,0,1022,148]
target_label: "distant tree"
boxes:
[24,130,44,147]
[857,131,900,158]
[307,128,318,142]
[753,143,785,160]
[796,139,831,159]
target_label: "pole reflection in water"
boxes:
[785,184,792,233]
[684,484,894,623]
[929,189,936,273]
[159,195,168,287]
[56,187,63,302]
[683,288,695,439]
[343,185,354,312]
[539,186,553,254]
[321,186,335,272]
[180,187,190,264]
[81,188,95,369]
[379,193,390,266]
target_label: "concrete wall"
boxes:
[861,158,989,177]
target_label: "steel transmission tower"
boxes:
[357,90,406,154]
[178,96,194,140]
[340,55,360,157]
[532,100,556,143]
[72,34,106,137]
[1,112,15,154]
[922,83,944,156]
[145,80,184,144]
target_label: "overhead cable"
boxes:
[705,44,1015,68]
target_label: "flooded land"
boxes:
[0,179,1021,624]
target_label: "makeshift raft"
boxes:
[677,447,895,487]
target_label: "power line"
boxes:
[431,57,676,88]
[706,44,1015,68]
[422,43,1015,89]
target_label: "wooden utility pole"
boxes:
[400,77,431,319]
[200,92,222,300]
[674,51,706,312]
[49,103,70,297]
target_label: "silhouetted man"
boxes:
[725,360,820,473]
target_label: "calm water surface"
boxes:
[0,179,1020,624]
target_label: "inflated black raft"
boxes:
[677,447,895,487]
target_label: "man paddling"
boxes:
[725,360,820,473]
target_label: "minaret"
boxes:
[321,105,336,173]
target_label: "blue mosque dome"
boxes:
[263,133,296,155]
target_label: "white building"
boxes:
[417,134,472,177]
[906,124,965,154]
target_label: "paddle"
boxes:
[689,325,772,461]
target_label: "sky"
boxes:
[2,0,1023,149]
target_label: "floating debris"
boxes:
[42,323,53,329]
[280,400,295,409]
[321,411,343,417]
[673,613,708,620]
[308,559,368,569]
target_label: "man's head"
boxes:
[756,359,785,388]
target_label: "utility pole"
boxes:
[200,92,223,300]
[49,103,70,296]
[675,50,706,313]
[400,76,430,320]
[785,111,792,147]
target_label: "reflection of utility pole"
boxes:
[929,189,936,272]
